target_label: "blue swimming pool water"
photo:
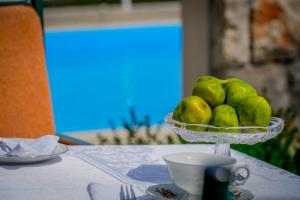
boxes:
[45,24,182,133]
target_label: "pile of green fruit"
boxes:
[173,76,272,132]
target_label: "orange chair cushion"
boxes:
[0,5,55,138]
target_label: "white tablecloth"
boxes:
[0,145,299,200]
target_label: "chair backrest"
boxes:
[0,5,55,138]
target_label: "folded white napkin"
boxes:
[0,135,59,157]
[87,182,253,200]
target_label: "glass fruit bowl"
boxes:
[165,113,284,157]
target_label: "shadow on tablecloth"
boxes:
[127,164,171,184]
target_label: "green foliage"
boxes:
[97,108,176,145]
[232,107,300,175]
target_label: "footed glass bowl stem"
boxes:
[215,143,231,157]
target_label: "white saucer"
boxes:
[146,183,254,200]
[0,143,68,164]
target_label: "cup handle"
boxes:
[232,164,250,186]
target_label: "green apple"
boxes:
[192,76,226,107]
[173,96,212,131]
[237,96,271,127]
[209,104,239,133]
[225,80,257,108]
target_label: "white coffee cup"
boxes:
[163,152,250,197]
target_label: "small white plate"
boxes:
[0,143,68,164]
[146,183,188,200]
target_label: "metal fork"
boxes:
[0,141,12,152]
[120,184,136,200]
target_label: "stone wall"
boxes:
[213,0,300,116]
